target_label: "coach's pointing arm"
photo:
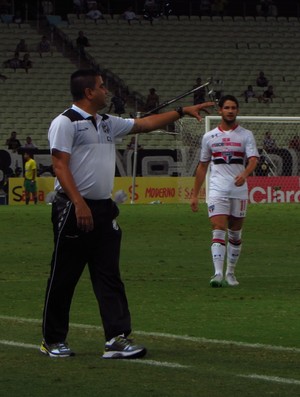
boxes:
[130,102,215,134]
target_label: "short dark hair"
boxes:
[70,69,100,101]
[218,95,239,108]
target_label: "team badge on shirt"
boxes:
[222,151,233,164]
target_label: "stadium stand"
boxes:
[1,9,300,151]
[54,13,300,118]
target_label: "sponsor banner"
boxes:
[114,177,206,204]
[8,177,205,205]
[8,177,55,205]
[248,176,300,203]
[8,176,300,205]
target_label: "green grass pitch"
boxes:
[0,203,299,397]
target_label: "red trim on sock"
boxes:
[212,239,225,245]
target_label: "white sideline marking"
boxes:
[239,374,300,386]
[126,359,189,369]
[0,339,187,369]
[135,331,300,354]
[2,339,298,380]
[0,340,39,350]
[1,315,300,354]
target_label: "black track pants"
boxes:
[42,193,131,344]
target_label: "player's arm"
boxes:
[130,102,215,134]
[31,167,36,182]
[51,149,94,232]
[235,156,258,186]
[190,161,210,212]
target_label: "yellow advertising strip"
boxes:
[8,177,206,205]
[114,177,205,204]
[8,177,55,205]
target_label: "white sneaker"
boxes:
[225,273,239,286]
[102,335,147,359]
[210,273,223,288]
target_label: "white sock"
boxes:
[226,229,242,275]
[211,230,226,276]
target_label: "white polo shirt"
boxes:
[48,104,134,199]
[200,125,259,199]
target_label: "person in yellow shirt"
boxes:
[24,152,37,204]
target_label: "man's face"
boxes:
[89,76,109,110]
[219,100,239,125]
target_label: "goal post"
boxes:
[175,116,300,203]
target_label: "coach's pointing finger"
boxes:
[183,102,216,121]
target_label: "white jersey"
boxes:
[48,104,134,200]
[200,124,259,200]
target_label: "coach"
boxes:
[40,69,214,359]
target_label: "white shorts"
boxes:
[207,197,248,218]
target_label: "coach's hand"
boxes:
[183,101,216,122]
[75,201,94,232]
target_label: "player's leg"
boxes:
[31,181,38,204]
[207,198,230,287]
[87,201,146,359]
[41,194,87,355]
[225,198,247,286]
[24,179,30,204]
[25,190,30,204]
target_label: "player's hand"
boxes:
[190,197,199,212]
[183,102,216,122]
[75,201,94,232]
[234,174,246,186]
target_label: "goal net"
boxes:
[175,116,300,203]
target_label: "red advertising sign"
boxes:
[248,177,300,203]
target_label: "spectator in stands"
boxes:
[86,3,106,23]
[256,71,269,87]
[263,131,293,175]
[127,136,143,151]
[73,0,86,17]
[193,77,206,104]
[214,77,224,101]
[37,36,52,57]
[15,39,29,53]
[145,88,159,113]
[143,0,159,22]
[86,0,97,10]
[3,52,21,71]
[21,53,32,73]
[268,0,278,17]
[258,85,275,103]
[211,0,228,17]
[257,0,275,17]
[12,9,23,27]
[199,0,213,16]
[242,85,257,103]
[23,136,37,149]
[289,135,300,151]
[76,30,90,57]
[121,6,141,24]
[263,131,278,153]
[6,131,21,152]
[41,0,54,15]
[159,1,173,18]
[108,90,126,116]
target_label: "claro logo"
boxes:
[249,186,300,203]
